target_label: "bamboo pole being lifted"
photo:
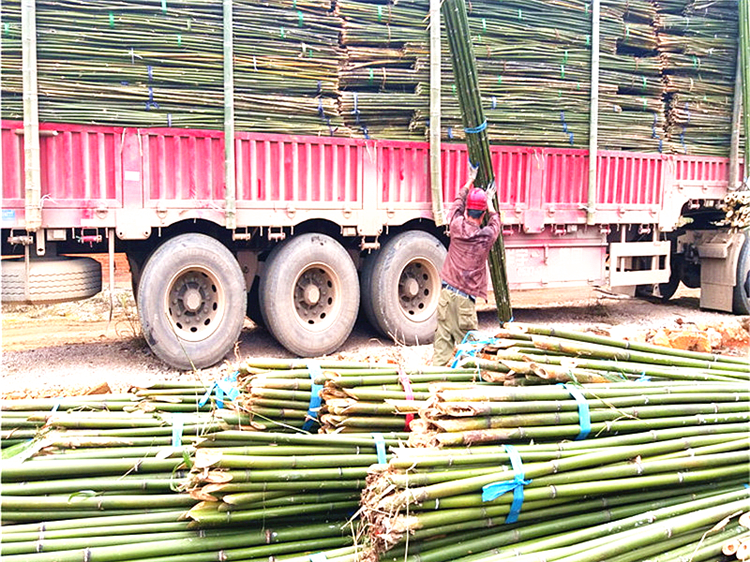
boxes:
[740,0,750,184]
[441,0,512,323]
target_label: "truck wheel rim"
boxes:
[292,263,341,332]
[398,258,440,323]
[166,266,225,343]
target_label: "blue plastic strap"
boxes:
[309,553,328,562]
[171,414,185,447]
[481,444,531,523]
[450,330,497,368]
[372,432,387,464]
[560,383,591,440]
[447,126,454,139]
[302,362,323,431]
[465,120,487,134]
[51,401,61,413]
[198,372,239,409]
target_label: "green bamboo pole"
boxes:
[740,0,750,178]
[441,0,512,323]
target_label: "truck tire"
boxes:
[137,233,246,370]
[360,231,446,345]
[732,231,750,315]
[1,256,102,304]
[260,233,359,357]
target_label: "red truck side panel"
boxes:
[2,120,733,236]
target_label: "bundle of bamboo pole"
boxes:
[1,0,743,154]
[231,359,481,433]
[716,190,750,228]
[408,380,750,447]
[450,324,750,385]
[359,430,750,562]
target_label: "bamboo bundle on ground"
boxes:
[231,359,481,433]
[408,380,750,447]
[450,323,750,385]
[0,400,388,560]
[358,428,750,561]
[184,432,403,529]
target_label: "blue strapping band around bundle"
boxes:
[309,553,328,562]
[450,331,499,369]
[198,371,240,409]
[352,93,360,124]
[447,127,454,139]
[51,401,61,413]
[481,444,531,524]
[465,120,487,134]
[372,432,387,464]
[302,362,323,431]
[560,383,591,440]
[171,414,185,447]
[636,372,651,382]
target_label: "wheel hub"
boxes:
[167,270,224,341]
[303,284,321,306]
[294,266,337,328]
[183,287,203,312]
[398,260,438,321]
[403,278,419,298]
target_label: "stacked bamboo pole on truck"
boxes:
[2,0,743,154]
[656,0,744,155]
[1,0,347,135]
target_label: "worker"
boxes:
[432,166,501,366]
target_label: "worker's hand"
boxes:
[486,182,497,214]
[465,163,479,188]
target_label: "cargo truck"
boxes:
[2,0,748,369]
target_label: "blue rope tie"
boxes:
[372,432,387,464]
[198,371,240,409]
[171,414,185,447]
[302,362,323,431]
[559,383,591,440]
[482,444,531,523]
[465,120,488,134]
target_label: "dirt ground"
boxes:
[2,283,749,400]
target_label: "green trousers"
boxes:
[432,288,478,366]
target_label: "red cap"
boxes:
[466,187,488,211]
